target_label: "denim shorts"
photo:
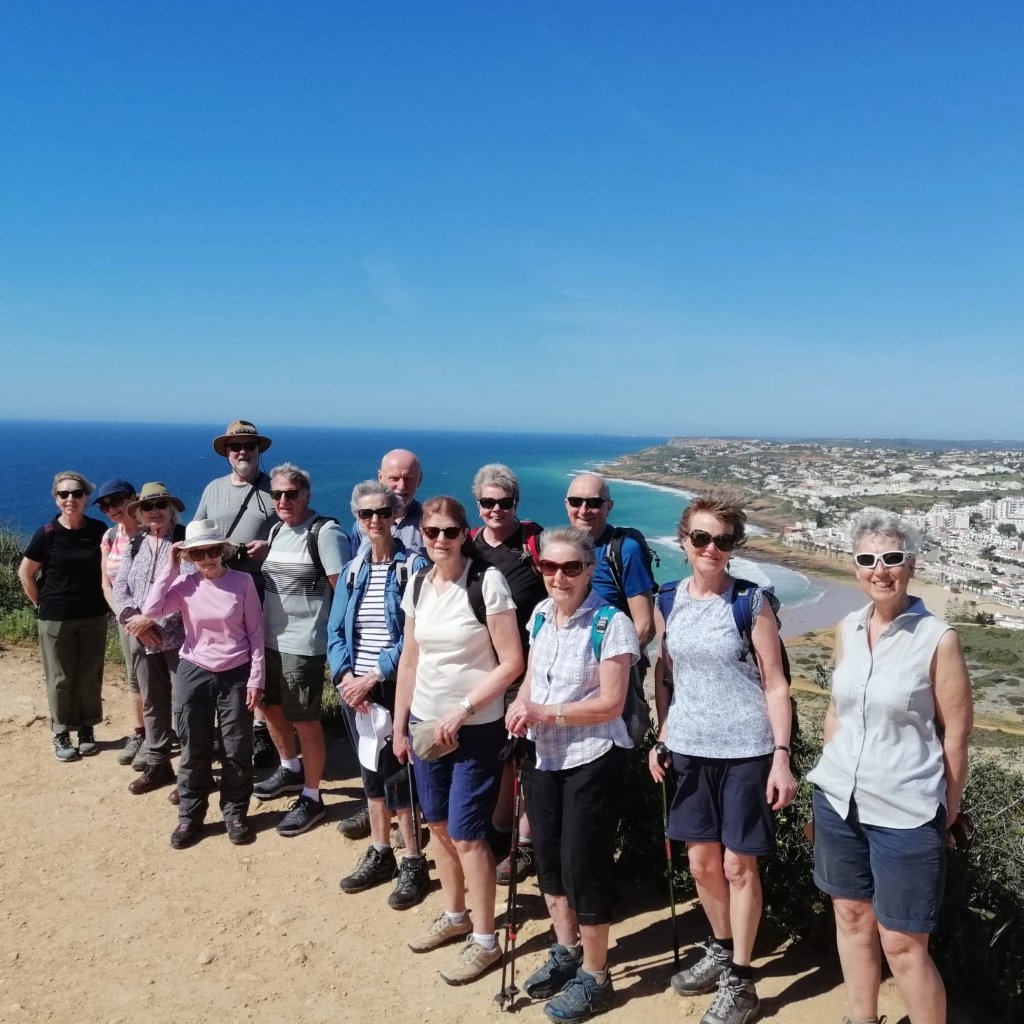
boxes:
[668,752,775,856]
[411,716,505,841]
[812,787,946,934]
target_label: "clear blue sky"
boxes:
[2,1,1021,439]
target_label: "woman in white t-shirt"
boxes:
[393,496,524,986]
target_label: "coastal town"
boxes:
[602,437,1024,618]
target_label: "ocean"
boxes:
[0,420,823,608]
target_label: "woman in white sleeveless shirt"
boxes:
[808,512,973,1024]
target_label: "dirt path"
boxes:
[0,642,971,1024]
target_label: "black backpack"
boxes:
[267,516,340,585]
[605,526,661,598]
[411,557,491,624]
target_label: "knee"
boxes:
[879,928,925,964]
[833,899,877,939]
[452,836,483,858]
[687,848,724,886]
[722,853,759,888]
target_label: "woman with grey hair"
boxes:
[808,511,973,1024]
[327,481,431,909]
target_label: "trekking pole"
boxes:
[405,757,422,858]
[496,735,523,1011]
[655,741,680,966]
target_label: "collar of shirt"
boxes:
[538,589,606,629]
[854,596,928,639]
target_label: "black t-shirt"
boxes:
[24,516,108,621]
[472,522,547,650]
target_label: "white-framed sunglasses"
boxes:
[854,550,910,569]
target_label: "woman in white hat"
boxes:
[142,519,265,849]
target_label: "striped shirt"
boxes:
[101,524,133,585]
[353,562,391,675]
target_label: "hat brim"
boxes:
[180,537,235,552]
[126,495,186,516]
[212,434,272,457]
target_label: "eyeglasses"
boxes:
[854,550,909,569]
[227,441,258,453]
[139,499,170,512]
[566,496,607,510]
[270,489,302,501]
[687,530,737,552]
[422,525,464,541]
[356,506,395,522]
[56,489,86,500]
[479,496,515,511]
[537,559,591,578]
[98,495,130,511]
[189,545,223,561]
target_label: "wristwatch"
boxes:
[555,702,566,725]
[460,697,476,716]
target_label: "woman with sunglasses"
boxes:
[327,481,431,908]
[19,472,109,762]
[470,463,546,883]
[94,478,147,768]
[393,496,523,985]
[505,526,639,1023]
[648,491,796,1024]
[142,519,264,849]
[807,512,972,1024]
[113,483,190,797]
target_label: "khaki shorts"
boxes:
[263,649,326,722]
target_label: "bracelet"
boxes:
[773,744,791,755]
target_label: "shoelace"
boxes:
[707,975,745,1018]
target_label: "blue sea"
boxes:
[0,420,823,609]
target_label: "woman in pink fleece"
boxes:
[143,518,264,850]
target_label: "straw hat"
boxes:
[178,519,232,551]
[212,419,272,457]
[126,482,186,516]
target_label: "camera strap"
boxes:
[225,481,259,539]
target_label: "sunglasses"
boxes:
[854,550,909,569]
[422,525,464,541]
[356,506,395,522]
[98,495,130,511]
[56,488,86,499]
[537,559,591,578]
[189,545,223,561]
[566,496,607,510]
[687,530,737,552]
[227,441,258,453]
[479,496,515,511]
[270,489,302,501]
[139,499,170,512]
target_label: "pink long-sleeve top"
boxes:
[142,558,265,690]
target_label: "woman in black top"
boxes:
[19,471,109,762]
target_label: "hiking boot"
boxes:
[170,821,202,850]
[841,1018,887,1024]
[408,911,473,952]
[439,935,502,985]
[254,764,305,801]
[388,855,430,910]
[252,725,278,769]
[337,806,371,839]
[168,787,180,806]
[277,795,326,837]
[699,968,759,1024]
[128,762,176,795]
[131,740,149,771]
[497,842,536,886]
[671,938,731,996]
[340,845,397,894]
[77,726,99,757]
[226,819,255,846]
[118,732,145,765]
[543,968,613,1021]
[524,943,584,999]
[53,731,80,762]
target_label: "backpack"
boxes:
[470,520,542,568]
[128,523,186,558]
[267,516,339,585]
[605,526,661,599]
[344,548,416,596]
[411,557,491,625]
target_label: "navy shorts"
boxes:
[668,752,775,856]
[411,716,504,841]
[812,788,946,934]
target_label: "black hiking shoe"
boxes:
[388,855,430,910]
[340,845,397,894]
[276,795,326,837]
[254,764,305,801]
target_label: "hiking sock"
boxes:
[372,843,391,854]
[445,910,468,925]
[582,967,608,984]
[729,962,753,981]
[300,787,320,801]
[714,936,734,953]
[281,756,301,773]
[472,932,497,950]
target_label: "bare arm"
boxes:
[652,602,671,730]
[821,628,844,745]
[18,558,41,609]
[627,591,655,649]
[100,546,117,614]
[391,619,419,762]
[509,653,631,731]
[752,605,797,810]
[933,629,973,827]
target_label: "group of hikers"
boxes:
[19,418,972,1024]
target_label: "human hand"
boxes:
[766,761,798,811]
[648,742,671,783]
[341,673,375,709]
[392,730,410,764]
[245,687,263,712]
[436,706,468,747]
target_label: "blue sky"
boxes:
[2,1,1022,439]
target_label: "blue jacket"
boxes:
[326,544,429,684]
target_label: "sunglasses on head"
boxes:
[227,441,258,453]
[687,529,737,552]
[189,545,223,561]
[356,506,395,521]
[98,494,130,511]
[479,496,515,511]
[537,559,591,578]
[56,488,86,499]
[139,499,170,512]
[422,525,464,541]
[566,496,607,510]
[270,489,302,501]
[854,550,909,569]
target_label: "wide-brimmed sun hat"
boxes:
[126,482,186,516]
[92,478,137,506]
[212,419,272,457]
[178,518,233,551]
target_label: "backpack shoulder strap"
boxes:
[306,516,338,583]
[172,523,186,543]
[590,605,619,660]
[129,530,146,558]
[345,546,369,592]
[411,563,431,609]
[730,579,756,661]
[520,520,542,566]
[267,521,283,548]
[530,609,545,641]
[466,558,490,625]
[656,580,680,621]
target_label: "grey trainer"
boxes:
[118,732,145,765]
[699,968,759,1024]
[439,935,502,985]
[524,942,584,999]
[408,911,472,952]
[671,937,731,996]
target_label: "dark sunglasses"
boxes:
[537,559,591,578]
[139,499,170,512]
[98,494,131,511]
[227,441,258,453]
[566,496,607,510]
[687,529,737,552]
[56,488,86,499]
[356,506,395,521]
[189,545,223,561]
[479,496,515,511]
[854,550,909,569]
[422,525,464,541]
[270,489,302,501]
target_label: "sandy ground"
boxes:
[0,641,980,1024]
